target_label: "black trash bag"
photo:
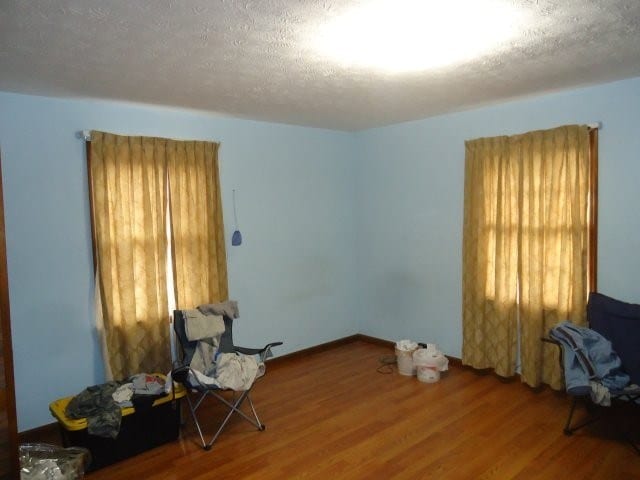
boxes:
[19,443,91,480]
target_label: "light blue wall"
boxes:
[0,93,358,431]
[3,75,640,431]
[354,77,640,357]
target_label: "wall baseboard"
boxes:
[18,333,462,441]
[265,334,363,369]
[18,421,59,445]
[265,333,462,367]
[352,334,462,366]
[353,333,394,348]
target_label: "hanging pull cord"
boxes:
[233,189,239,230]
[231,189,243,246]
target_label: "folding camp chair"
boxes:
[544,292,640,454]
[171,309,282,450]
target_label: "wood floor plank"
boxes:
[38,340,640,479]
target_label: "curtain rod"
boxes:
[78,122,601,141]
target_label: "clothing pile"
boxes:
[549,321,640,406]
[184,301,264,391]
[65,374,168,439]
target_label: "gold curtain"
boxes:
[90,132,171,379]
[517,126,590,389]
[462,135,519,377]
[462,125,591,388]
[168,141,228,309]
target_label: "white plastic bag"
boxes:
[412,346,448,372]
[20,443,91,480]
[395,339,418,351]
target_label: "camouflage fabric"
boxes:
[65,381,123,439]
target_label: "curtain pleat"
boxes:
[168,141,228,309]
[90,132,170,379]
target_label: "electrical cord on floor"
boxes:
[377,354,397,374]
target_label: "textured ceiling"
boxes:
[1,1,640,131]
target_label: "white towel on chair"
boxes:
[184,309,225,341]
[215,353,263,391]
[189,353,264,391]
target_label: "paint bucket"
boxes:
[395,347,417,376]
[413,348,444,383]
[416,365,440,383]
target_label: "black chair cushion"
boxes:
[588,292,640,386]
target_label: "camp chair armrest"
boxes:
[235,341,283,361]
[171,364,191,384]
[234,346,263,355]
[541,336,566,374]
[170,364,215,391]
[541,336,565,386]
[542,336,561,347]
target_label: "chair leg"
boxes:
[622,431,640,456]
[246,394,265,431]
[204,390,264,449]
[561,394,640,455]
[564,397,578,435]
[205,394,244,450]
[210,390,263,429]
[616,410,640,456]
[180,387,266,451]
[564,396,600,435]
[184,393,208,449]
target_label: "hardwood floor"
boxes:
[59,341,640,479]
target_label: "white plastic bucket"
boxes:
[395,347,417,376]
[412,348,445,383]
[416,365,440,383]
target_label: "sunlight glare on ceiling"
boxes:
[311,0,528,73]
